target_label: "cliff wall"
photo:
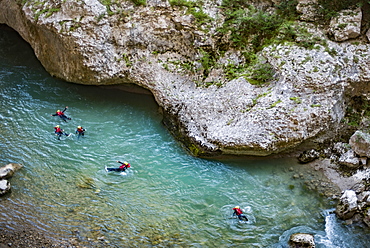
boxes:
[1,0,370,156]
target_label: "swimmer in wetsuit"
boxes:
[51,106,71,122]
[232,206,248,221]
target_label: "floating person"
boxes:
[75,126,86,138]
[232,206,248,221]
[51,106,71,122]
[105,161,131,172]
[54,125,70,140]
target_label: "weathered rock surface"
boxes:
[0,179,10,196]
[336,189,358,219]
[329,7,362,42]
[338,149,360,168]
[349,130,370,158]
[0,163,23,179]
[288,233,315,248]
[0,1,370,157]
[296,0,319,22]
[0,163,23,196]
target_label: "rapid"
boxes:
[1,25,370,247]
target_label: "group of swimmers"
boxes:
[51,106,85,140]
[51,106,130,173]
[51,106,246,218]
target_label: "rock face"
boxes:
[0,1,370,156]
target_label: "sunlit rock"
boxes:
[288,233,315,248]
[338,150,360,168]
[0,163,23,179]
[0,1,370,157]
[349,130,370,158]
[329,8,362,42]
[0,179,11,196]
[336,190,358,219]
[298,149,320,163]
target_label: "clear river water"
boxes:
[1,25,370,247]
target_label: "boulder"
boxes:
[332,142,350,155]
[329,8,362,42]
[336,190,358,219]
[338,150,360,168]
[288,233,315,248]
[0,163,23,179]
[349,130,370,158]
[298,149,320,163]
[0,179,11,196]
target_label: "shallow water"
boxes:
[1,25,370,247]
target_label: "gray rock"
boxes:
[289,233,315,248]
[336,190,358,219]
[298,149,320,163]
[332,142,350,155]
[296,0,319,22]
[0,179,10,196]
[1,1,370,156]
[338,150,360,168]
[0,163,23,179]
[329,8,362,42]
[349,130,370,157]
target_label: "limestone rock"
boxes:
[0,179,10,196]
[0,163,23,179]
[288,233,315,248]
[296,0,319,22]
[332,142,350,155]
[349,130,370,157]
[329,8,362,42]
[0,1,370,157]
[338,150,360,168]
[336,190,358,219]
[298,149,320,163]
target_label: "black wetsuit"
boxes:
[52,107,71,122]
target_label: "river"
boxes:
[1,25,370,247]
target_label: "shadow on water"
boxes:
[1,24,370,247]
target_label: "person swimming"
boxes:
[54,125,70,140]
[75,126,86,138]
[51,106,71,122]
[105,161,131,172]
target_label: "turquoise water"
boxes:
[1,25,370,247]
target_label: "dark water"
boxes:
[1,25,370,247]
